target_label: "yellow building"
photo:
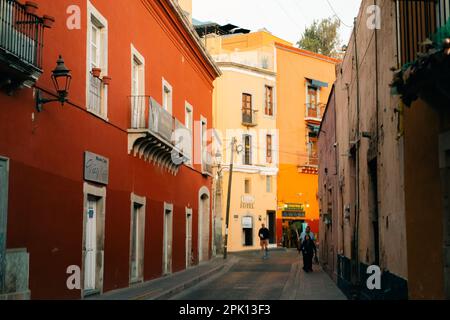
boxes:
[275,43,338,247]
[206,31,286,252]
[201,26,338,251]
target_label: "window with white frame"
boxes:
[87,3,108,118]
[130,46,145,129]
[201,117,207,169]
[162,79,173,114]
[185,102,193,165]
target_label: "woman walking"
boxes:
[300,234,317,272]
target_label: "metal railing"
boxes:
[0,0,44,69]
[242,109,258,126]
[129,95,189,147]
[305,103,326,119]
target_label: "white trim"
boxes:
[129,193,146,284]
[222,164,279,176]
[198,187,210,263]
[162,78,173,115]
[220,66,276,81]
[163,202,173,275]
[185,101,194,166]
[200,115,207,171]
[86,1,109,120]
[81,182,106,297]
[130,44,146,96]
[185,207,193,268]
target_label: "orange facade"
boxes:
[275,43,338,246]
[0,0,218,299]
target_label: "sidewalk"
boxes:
[88,255,239,300]
[281,259,347,300]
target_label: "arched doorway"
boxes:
[198,187,210,263]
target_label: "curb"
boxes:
[141,264,226,300]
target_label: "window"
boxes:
[265,86,273,116]
[243,134,252,165]
[244,179,251,194]
[266,176,272,193]
[201,117,208,171]
[130,198,145,284]
[87,3,108,118]
[308,135,318,166]
[266,134,272,164]
[242,93,253,124]
[185,103,193,165]
[162,79,173,114]
[306,85,319,118]
[130,46,145,129]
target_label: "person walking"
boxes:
[258,223,270,259]
[300,226,315,242]
[300,234,317,272]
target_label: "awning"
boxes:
[307,124,320,134]
[306,78,329,88]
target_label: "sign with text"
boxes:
[84,151,109,185]
[242,216,253,229]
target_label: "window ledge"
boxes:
[87,109,109,123]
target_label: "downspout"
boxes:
[374,0,380,267]
[353,16,362,297]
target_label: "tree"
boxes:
[297,17,341,58]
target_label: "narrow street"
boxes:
[171,249,346,300]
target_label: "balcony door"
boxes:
[131,49,145,129]
[84,197,98,292]
[163,205,173,275]
[199,193,210,262]
[242,93,253,123]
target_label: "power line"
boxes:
[325,0,354,28]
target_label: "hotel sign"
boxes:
[84,151,109,185]
[282,203,305,218]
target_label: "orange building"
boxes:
[275,43,338,247]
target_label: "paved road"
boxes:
[171,249,346,300]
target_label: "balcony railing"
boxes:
[242,109,258,127]
[130,95,188,144]
[0,0,44,69]
[305,103,326,120]
[128,95,190,174]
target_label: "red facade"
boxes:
[0,0,219,299]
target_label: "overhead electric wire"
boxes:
[325,0,354,28]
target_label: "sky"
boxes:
[192,0,363,46]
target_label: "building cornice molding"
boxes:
[141,0,221,87]
[275,42,341,64]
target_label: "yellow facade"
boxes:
[275,43,338,246]
[207,30,338,251]
[210,32,280,251]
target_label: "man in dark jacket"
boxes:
[258,224,270,259]
[300,234,317,272]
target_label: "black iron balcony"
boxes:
[242,109,258,127]
[0,0,51,92]
[128,95,190,175]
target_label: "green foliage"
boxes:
[433,18,450,50]
[297,17,341,58]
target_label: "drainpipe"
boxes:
[353,16,362,298]
[374,0,380,267]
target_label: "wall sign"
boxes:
[84,151,109,185]
[242,216,253,229]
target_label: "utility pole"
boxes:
[223,137,237,260]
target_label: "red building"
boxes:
[0,0,220,299]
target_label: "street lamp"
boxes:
[36,55,72,112]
